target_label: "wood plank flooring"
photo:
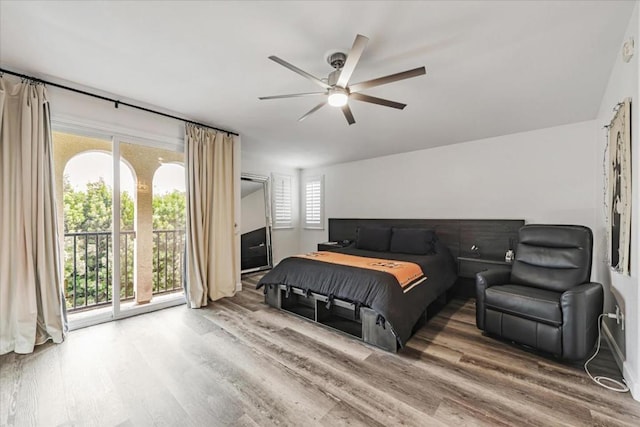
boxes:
[1,272,639,426]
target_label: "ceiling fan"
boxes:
[258,34,426,125]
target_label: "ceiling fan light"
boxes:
[328,91,348,107]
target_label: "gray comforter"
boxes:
[257,241,457,347]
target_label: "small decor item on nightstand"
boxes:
[505,238,515,263]
[470,245,480,258]
[505,249,515,263]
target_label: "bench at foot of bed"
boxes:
[264,284,429,352]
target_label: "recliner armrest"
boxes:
[475,268,511,330]
[476,268,511,289]
[560,282,604,360]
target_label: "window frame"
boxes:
[271,173,293,229]
[303,174,324,230]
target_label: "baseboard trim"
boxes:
[235,281,243,292]
[623,364,639,401]
[603,322,640,401]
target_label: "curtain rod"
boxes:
[0,67,239,136]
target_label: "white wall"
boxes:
[241,189,266,234]
[241,152,300,264]
[595,1,640,399]
[46,75,185,149]
[300,120,598,253]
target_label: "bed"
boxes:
[257,225,457,351]
[257,218,524,352]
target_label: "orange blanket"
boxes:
[295,251,426,292]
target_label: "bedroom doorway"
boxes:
[240,174,273,273]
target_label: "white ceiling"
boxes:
[0,1,633,168]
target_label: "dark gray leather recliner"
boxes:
[476,224,603,360]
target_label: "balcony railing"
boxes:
[153,229,186,295]
[64,229,185,312]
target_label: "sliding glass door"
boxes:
[53,128,185,327]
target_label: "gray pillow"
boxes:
[390,228,437,255]
[355,226,392,252]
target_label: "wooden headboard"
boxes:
[328,218,525,261]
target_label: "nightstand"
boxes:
[457,256,512,278]
[456,256,512,298]
[317,241,351,251]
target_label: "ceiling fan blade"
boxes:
[269,56,331,90]
[341,104,355,125]
[298,101,326,122]
[259,92,326,100]
[350,92,406,110]
[348,67,426,93]
[336,34,369,88]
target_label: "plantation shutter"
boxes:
[303,175,324,229]
[271,174,292,229]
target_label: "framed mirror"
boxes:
[240,174,273,273]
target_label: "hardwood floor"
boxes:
[1,273,639,426]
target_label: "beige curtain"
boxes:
[184,123,237,308]
[0,76,67,355]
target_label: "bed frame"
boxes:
[264,218,524,352]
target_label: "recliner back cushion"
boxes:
[511,225,593,292]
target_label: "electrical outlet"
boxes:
[622,37,634,63]
[615,304,625,331]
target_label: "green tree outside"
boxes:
[63,175,185,309]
